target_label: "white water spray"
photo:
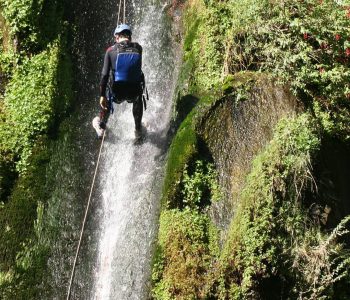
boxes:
[93,3,176,299]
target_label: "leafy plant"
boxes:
[0,0,64,53]
[184,0,350,139]
[226,0,350,139]
[292,215,350,299]
[0,38,70,173]
[182,160,222,210]
[0,0,73,296]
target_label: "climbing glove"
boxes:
[100,96,108,110]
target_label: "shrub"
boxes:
[292,215,350,299]
[0,0,63,52]
[185,0,350,139]
[225,0,350,139]
[182,160,222,210]
[0,38,70,173]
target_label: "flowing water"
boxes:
[39,0,178,299]
[92,4,176,299]
[62,1,178,299]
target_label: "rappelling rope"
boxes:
[66,130,106,300]
[67,0,126,296]
[123,0,126,23]
[117,0,126,25]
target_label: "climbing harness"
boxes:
[66,130,106,300]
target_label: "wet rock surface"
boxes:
[198,76,302,234]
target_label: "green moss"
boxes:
[0,138,49,270]
[183,13,200,53]
[0,1,73,296]
[162,74,221,210]
[155,0,350,298]
[152,209,219,299]
[210,114,350,298]
[162,111,198,208]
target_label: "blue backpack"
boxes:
[114,44,142,83]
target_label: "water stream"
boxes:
[67,1,177,299]
[93,4,176,299]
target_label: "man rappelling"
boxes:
[93,24,146,139]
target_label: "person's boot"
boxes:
[92,116,105,139]
[134,125,142,139]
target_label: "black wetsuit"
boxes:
[99,40,144,130]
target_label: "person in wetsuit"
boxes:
[98,24,144,138]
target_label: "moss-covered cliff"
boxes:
[0,0,76,297]
[153,0,350,299]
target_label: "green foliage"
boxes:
[0,0,64,52]
[0,192,50,298]
[0,38,71,173]
[0,50,16,79]
[182,0,231,89]
[156,0,350,299]
[0,139,49,270]
[0,0,73,297]
[152,209,219,299]
[184,0,350,139]
[0,40,72,294]
[0,141,51,298]
[157,110,350,299]
[217,114,319,296]
[209,114,350,299]
[225,0,350,139]
[182,160,222,210]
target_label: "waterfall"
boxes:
[92,4,176,299]
[66,1,178,299]
[40,1,177,298]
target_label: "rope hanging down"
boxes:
[117,0,126,25]
[67,0,126,296]
[66,130,106,300]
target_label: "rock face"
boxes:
[198,76,301,232]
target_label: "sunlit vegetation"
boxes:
[153,0,350,299]
[0,0,73,297]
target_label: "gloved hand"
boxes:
[100,96,108,110]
